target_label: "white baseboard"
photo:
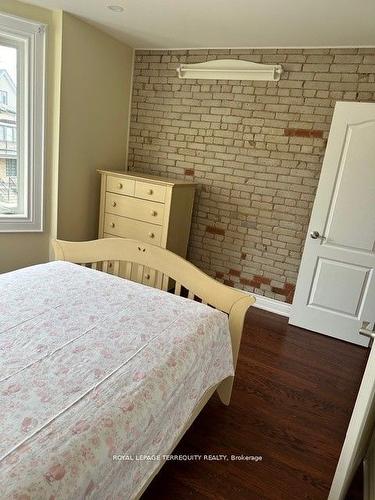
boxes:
[251,293,291,317]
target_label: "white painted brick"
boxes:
[128,47,375,302]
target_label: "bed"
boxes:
[0,238,254,499]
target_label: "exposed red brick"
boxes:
[224,279,234,287]
[254,275,271,285]
[215,271,224,279]
[239,274,272,289]
[272,282,296,302]
[284,128,323,139]
[240,278,259,288]
[240,278,251,286]
[206,226,225,236]
[271,287,287,296]
[286,293,294,304]
[184,168,195,176]
[241,252,247,260]
[285,283,296,304]
[229,269,241,277]
[310,130,324,138]
[284,283,296,291]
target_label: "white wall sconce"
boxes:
[176,59,283,81]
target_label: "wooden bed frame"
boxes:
[52,237,255,498]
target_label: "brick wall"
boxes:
[128,48,375,302]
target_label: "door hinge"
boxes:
[359,322,375,342]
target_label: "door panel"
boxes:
[290,102,375,346]
[326,121,375,252]
[308,259,371,317]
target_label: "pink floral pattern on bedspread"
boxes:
[0,261,234,499]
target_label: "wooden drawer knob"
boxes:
[147,189,153,195]
[108,262,113,268]
[112,201,117,207]
[118,183,123,189]
[144,273,150,280]
[148,232,155,238]
[110,222,115,228]
[151,210,157,216]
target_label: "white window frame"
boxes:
[0,89,8,104]
[5,125,13,141]
[0,12,46,232]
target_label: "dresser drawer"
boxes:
[105,193,164,225]
[104,213,162,245]
[135,181,166,203]
[107,175,135,196]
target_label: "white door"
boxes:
[290,102,375,346]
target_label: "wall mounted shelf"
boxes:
[176,59,283,81]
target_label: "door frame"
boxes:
[329,338,374,499]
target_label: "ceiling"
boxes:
[21,0,375,49]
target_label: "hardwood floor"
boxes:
[142,307,369,500]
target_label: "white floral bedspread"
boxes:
[0,261,234,499]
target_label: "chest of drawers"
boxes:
[98,170,196,272]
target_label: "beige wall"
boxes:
[129,48,375,302]
[57,12,133,241]
[0,1,62,273]
[0,3,133,272]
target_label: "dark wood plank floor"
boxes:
[142,307,369,500]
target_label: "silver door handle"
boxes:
[310,231,326,240]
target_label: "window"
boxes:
[0,125,15,142]
[0,124,14,142]
[0,13,46,230]
[5,126,13,142]
[6,158,17,176]
[0,89,7,104]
